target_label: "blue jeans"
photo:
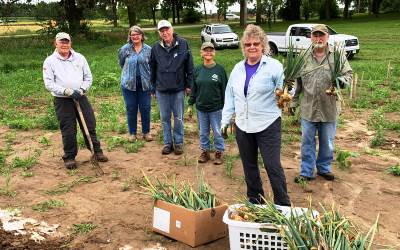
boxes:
[156,90,184,146]
[197,109,224,152]
[121,87,151,135]
[300,119,336,178]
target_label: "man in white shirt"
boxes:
[43,32,108,169]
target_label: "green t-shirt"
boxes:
[188,63,228,112]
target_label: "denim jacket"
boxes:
[118,42,152,91]
[222,55,284,133]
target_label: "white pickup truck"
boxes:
[267,24,360,59]
[201,24,239,49]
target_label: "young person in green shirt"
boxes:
[188,42,228,164]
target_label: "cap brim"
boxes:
[158,26,171,30]
[202,46,214,50]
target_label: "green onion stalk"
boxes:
[277,39,310,109]
[326,42,347,102]
[141,170,218,211]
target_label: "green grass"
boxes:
[0,14,399,150]
[386,163,400,176]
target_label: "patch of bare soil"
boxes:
[0,106,399,249]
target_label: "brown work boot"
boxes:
[214,151,224,165]
[143,133,153,142]
[198,150,210,163]
[64,159,77,170]
[95,152,109,162]
[317,172,335,181]
[174,144,184,155]
[162,145,173,155]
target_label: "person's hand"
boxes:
[71,90,82,100]
[64,88,74,96]
[221,124,229,139]
[187,106,193,119]
[78,88,86,96]
[289,107,296,116]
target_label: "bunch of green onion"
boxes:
[141,170,218,211]
[230,198,379,250]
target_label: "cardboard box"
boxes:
[152,200,228,247]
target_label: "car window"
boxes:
[290,27,297,36]
[212,26,233,34]
[299,28,311,38]
[206,26,211,33]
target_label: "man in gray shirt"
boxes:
[291,24,352,182]
[43,32,108,169]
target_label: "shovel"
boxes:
[73,99,104,176]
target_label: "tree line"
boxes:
[0,0,399,34]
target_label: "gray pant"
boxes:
[54,96,102,161]
[235,117,291,206]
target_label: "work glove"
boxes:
[221,124,229,139]
[187,106,193,119]
[64,88,82,100]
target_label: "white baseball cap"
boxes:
[157,20,172,30]
[55,32,71,41]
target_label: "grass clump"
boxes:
[72,223,97,235]
[224,153,240,178]
[32,199,65,212]
[386,163,400,176]
[45,176,96,195]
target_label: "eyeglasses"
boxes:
[244,42,261,48]
[130,33,141,37]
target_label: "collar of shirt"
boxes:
[53,49,75,61]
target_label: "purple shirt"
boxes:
[244,61,260,97]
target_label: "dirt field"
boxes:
[0,106,399,250]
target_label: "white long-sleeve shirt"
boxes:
[222,55,283,133]
[43,49,92,97]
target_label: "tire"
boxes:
[211,40,217,49]
[201,36,205,43]
[268,43,278,56]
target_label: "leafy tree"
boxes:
[281,0,301,20]
[381,0,400,12]
[319,0,339,19]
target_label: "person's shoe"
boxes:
[143,133,153,142]
[198,150,210,163]
[174,144,184,155]
[95,152,109,162]
[214,151,224,165]
[128,134,137,142]
[318,172,335,181]
[294,175,314,183]
[64,159,77,170]
[162,145,173,155]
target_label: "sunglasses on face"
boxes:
[244,42,261,48]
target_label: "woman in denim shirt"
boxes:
[221,25,291,206]
[118,26,153,142]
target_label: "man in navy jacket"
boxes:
[150,20,194,155]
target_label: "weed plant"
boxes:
[72,223,96,235]
[32,199,65,212]
[386,164,400,176]
[224,153,240,178]
[335,148,359,170]
[45,176,96,195]
[124,140,145,153]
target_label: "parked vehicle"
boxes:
[267,24,360,59]
[225,13,240,20]
[201,24,239,49]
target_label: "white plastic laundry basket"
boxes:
[223,204,319,250]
